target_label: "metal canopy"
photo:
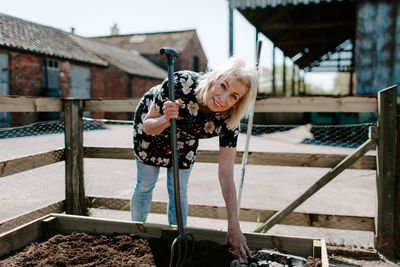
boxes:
[229,0,356,71]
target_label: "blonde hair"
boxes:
[195,57,258,129]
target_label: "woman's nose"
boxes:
[218,91,228,101]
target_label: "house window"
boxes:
[192,55,199,72]
[43,58,60,89]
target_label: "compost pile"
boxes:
[0,232,322,267]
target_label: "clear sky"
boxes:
[1,0,335,90]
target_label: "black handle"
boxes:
[160,47,183,235]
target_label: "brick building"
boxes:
[91,28,208,73]
[0,13,167,126]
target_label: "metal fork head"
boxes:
[169,232,195,267]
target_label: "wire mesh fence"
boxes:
[1,116,377,247]
[240,122,374,149]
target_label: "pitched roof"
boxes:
[0,12,107,66]
[70,35,167,79]
[91,29,197,55]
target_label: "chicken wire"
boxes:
[0,117,104,226]
[240,122,374,149]
[1,117,378,247]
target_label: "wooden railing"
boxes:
[0,86,397,255]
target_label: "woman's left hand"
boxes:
[226,226,251,263]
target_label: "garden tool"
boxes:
[160,47,195,267]
[237,40,263,213]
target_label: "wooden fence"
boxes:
[0,86,397,256]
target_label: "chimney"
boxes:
[111,23,119,36]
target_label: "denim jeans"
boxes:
[131,160,192,226]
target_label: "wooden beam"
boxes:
[395,115,400,259]
[0,149,65,178]
[64,99,86,215]
[254,96,377,113]
[84,147,376,170]
[0,201,64,234]
[0,95,62,112]
[375,86,397,256]
[0,95,377,113]
[87,197,374,232]
[261,21,354,31]
[83,99,140,112]
[53,213,326,261]
[255,138,376,233]
[84,147,134,159]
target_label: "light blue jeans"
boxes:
[131,160,192,226]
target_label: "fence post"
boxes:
[64,99,87,215]
[396,114,400,258]
[375,85,397,257]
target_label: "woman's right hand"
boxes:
[162,100,179,121]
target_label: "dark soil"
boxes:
[0,232,235,267]
[0,232,322,267]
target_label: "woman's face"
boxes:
[205,77,248,112]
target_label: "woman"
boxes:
[131,57,258,262]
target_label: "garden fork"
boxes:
[160,47,195,267]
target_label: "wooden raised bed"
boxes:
[0,213,329,266]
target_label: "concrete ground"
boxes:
[1,123,398,266]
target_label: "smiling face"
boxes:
[203,77,249,113]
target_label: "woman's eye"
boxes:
[220,83,226,89]
[231,94,237,100]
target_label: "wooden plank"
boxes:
[320,239,329,266]
[255,138,376,233]
[64,99,86,215]
[0,213,328,265]
[88,197,374,231]
[0,201,64,234]
[55,213,164,239]
[41,216,57,241]
[0,216,44,257]
[53,213,323,260]
[84,147,376,170]
[0,95,62,112]
[396,115,400,256]
[0,149,65,178]
[313,239,322,259]
[83,99,140,112]
[375,86,397,255]
[84,147,134,159]
[254,96,377,113]
[0,95,376,113]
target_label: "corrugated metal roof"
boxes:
[228,0,348,9]
[91,29,196,55]
[0,13,107,66]
[70,35,167,80]
[230,0,356,70]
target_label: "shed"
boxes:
[228,0,400,98]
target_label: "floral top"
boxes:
[133,71,239,169]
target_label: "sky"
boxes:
[1,0,335,90]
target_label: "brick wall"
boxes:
[59,60,70,97]
[180,34,208,72]
[5,49,164,124]
[9,51,43,125]
[90,65,106,119]
[142,35,208,73]
[91,64,163,120]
